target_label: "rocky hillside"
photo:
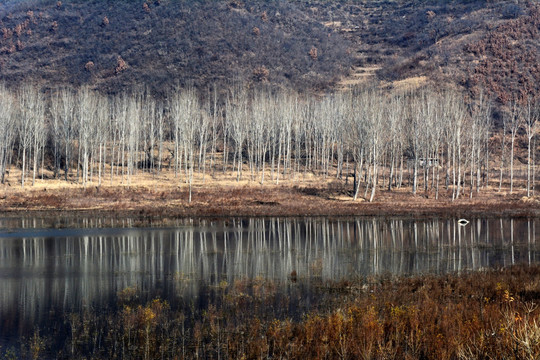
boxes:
[308,0,540,103]
[0,0,352,95]
[0,0,539,104]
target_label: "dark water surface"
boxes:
[0,216,539,351]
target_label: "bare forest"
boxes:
[1,84,539,204]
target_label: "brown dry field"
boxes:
[1,165,540,223]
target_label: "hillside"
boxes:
[309,0,540,103]
[0,0,352,95]
[0,0,539,102]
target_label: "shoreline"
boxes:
[2,182,540,224]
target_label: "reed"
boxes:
[9,265,540,359]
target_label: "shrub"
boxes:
[14,24,23,37]
[1,28,12,40]
[252,65,269,82]
[85,61,95,72]
[115,56,128,74]
[309,46,318,60]
[26,10,35,23]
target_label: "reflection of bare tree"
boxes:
[0,217,539,337]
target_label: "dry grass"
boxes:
[337,66,381,91]
[387,75,429,92]
[20,265,540,359]
[1,164,539,220]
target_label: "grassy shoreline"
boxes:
[1,181,540,223]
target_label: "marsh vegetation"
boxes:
[1,217,539,358]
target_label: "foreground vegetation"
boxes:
[6,265,539,359]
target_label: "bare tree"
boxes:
[470,92,492,194]
[207,86,220,177]
[95,94,110,187]
[499,113,508,192]
[523,96,539,197]
[170,88,199,202]
[49,90,62,179]
[0,85,15,184]
[59,88,76,181]
[366,89,386,202]
[31,92,45,186]
[251,88,272,184]
[197,107,210,182]
[226,85,249,182]
[508,99,522,194]
[348,88,369,200]
[16,85,42,188]
[76,87,98,187]
[385,93,405,191]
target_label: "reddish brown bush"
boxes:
[85,61,95,72]
[14,24,23,37]
[1,28,12,40]
[115,56,128,74]
[143,3,150,13]
[252,65,269,82]
[16,40,24,51]
[261,11,268,22]
[50,21,58,33]
[252,26,260,36]
[309,46,318,60]
[102,16,109,27]
[56,1,62,9]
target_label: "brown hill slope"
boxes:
[0,0,352,95]
[316,0,540,104]
[0,0,539,103]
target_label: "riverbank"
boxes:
[1,176,540,222]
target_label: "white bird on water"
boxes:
[458,219,469,226]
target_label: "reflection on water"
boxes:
[0,217,539,345]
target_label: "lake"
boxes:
[0,216,539,354]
